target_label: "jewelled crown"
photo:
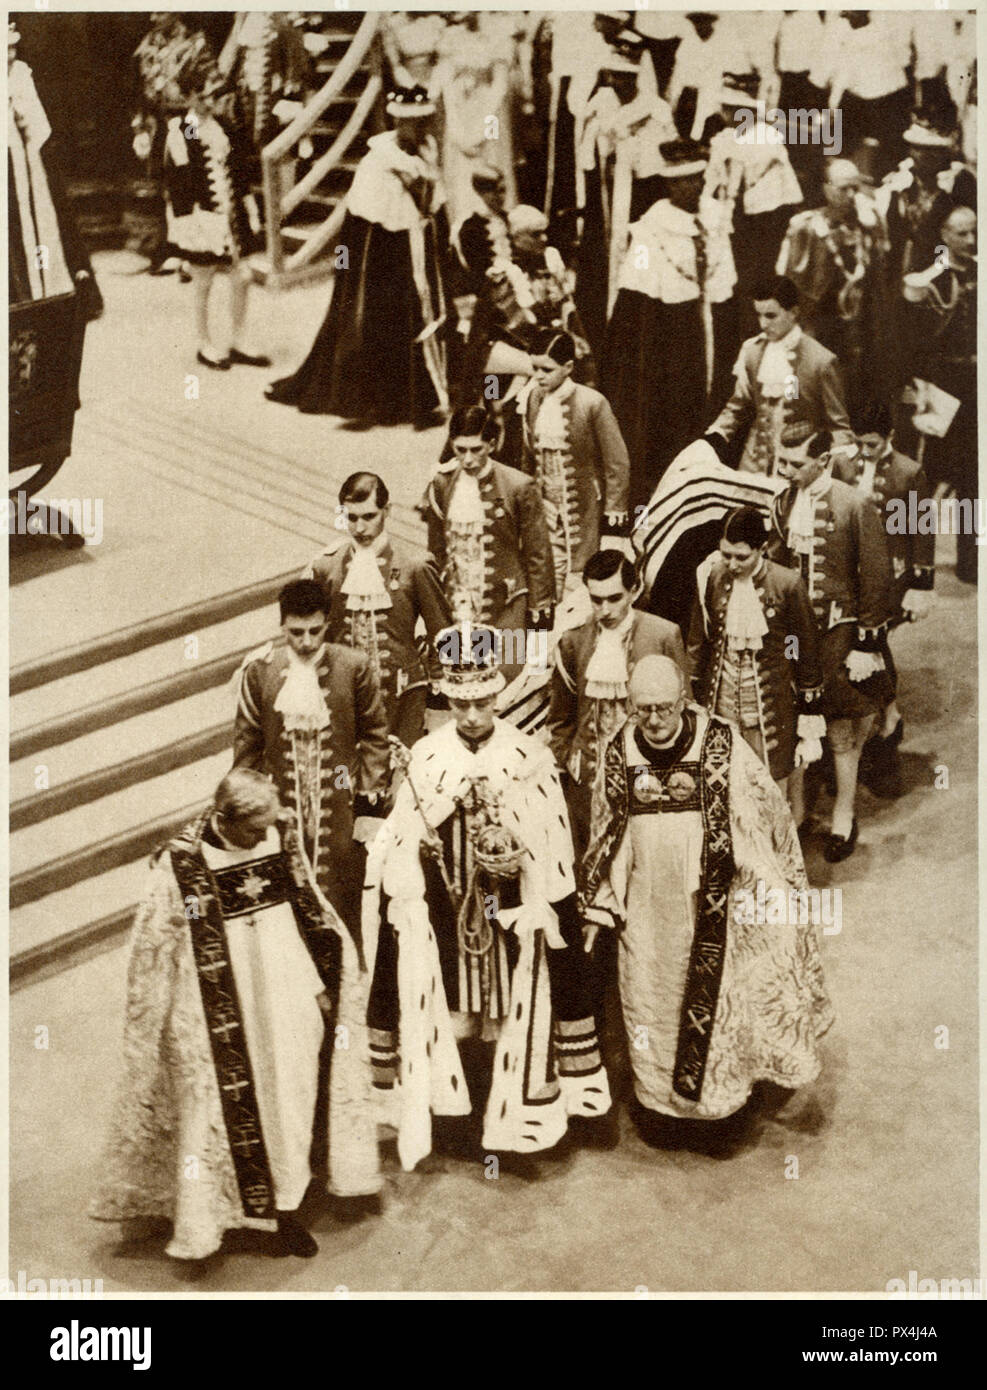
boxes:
[435,621,506,698]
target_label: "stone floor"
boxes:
[6,253,980,1294]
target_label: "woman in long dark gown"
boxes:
[266,86,451,429]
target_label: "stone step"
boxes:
[11,751,231,890]
[10,603,275,736]
[9,681,236,817]
[10,857,149,967]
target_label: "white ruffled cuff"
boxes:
[845,649,884,682]
[901,589,930,619]
[794,737,824,767]
[797,714,827,742]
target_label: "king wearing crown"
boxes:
[364,621,612,1174]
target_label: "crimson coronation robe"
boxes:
[582,707,833,1119]
[89,817,379,1260]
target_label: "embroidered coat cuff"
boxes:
[855,624,884,653]
[353,791,386,819]
[527,605,555,632]
[797,685,825,716]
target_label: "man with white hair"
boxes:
[776,159,895,419]
[458,201,593,408]
[580,655,833,1153]
[91,769,381,1263]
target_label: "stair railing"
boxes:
[260,12,382,284]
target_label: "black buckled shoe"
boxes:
[823,819,858,863]
[229,347,272,368]
[196,349,230,371]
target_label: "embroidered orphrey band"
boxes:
[671,720,735,1101]
[170,834,277,1220]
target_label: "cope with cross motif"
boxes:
[239,869,271,903]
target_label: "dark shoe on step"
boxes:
[275,1212,318,1257]
[230,347,272,368]
[568,1111,620,1150]
[196,350,230,371]
[485,1150,543,1181]
[824,819,858,863]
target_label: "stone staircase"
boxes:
[8,574,292,987]
[274,12,378,260]
[7,380,433,992]
[252,11,384,289]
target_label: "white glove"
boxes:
[352,816,383,846]
[901,589,930,621]
[272,98,304,125]
[845,649,884,682]
[132,131,152,161]
[794,737,823,767]
[853,192,877,228]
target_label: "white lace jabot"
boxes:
[340,536,392,611]
[585,610,634,700]
[274,646,330,733]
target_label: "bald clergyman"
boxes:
[579,656,834,1153]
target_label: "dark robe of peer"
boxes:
[601,163,735,515]
[267,120,452,428]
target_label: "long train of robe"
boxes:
[633,442,785,637]
[267,208,449,427]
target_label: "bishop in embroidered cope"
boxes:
[580,657,832,1124]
